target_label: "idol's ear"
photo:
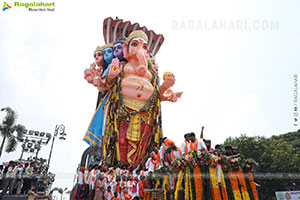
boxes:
[123,43,129,59]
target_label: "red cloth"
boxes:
[119,119,153,168]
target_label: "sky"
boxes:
[0,0,300,197]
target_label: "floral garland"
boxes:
[223,172,234,200]
[163,175,170,200]
[209,167,222,199]
[174,170,184,200]
[184,166,193,200]
[220,169,229,200]
[201,165,211,199]
[155,151,258,175]
[246,171,259,200]
[193,165,202,200]
[229,171,243,200]
[190,167,196,200]
[236,169,251,200]
[244,171,255,200]
[184,167,189,200]
[154,151,259,200]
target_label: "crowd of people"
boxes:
[0,157,55,196]
[74,127,243,200]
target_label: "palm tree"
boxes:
[0,107,26,157]
[50,187,68,200]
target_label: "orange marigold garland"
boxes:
[248,171,259,200]
[193,165,202,200]
[228,170,242,200]
[236,169,250,200]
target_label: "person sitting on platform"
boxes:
[166,140,183,164]
[159,137,170,167]
[166,139,183,191]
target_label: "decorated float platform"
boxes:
[152,150,259,200]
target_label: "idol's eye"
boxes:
[143,45,147,50]
[108,49,112,53]
[94,54,96,58]
[131,42,138,47]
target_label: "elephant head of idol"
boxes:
[123,30,150,76]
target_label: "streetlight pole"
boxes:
[47,124,66,172]
[19,137,28,160]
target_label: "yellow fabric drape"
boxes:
[126,113,141,142]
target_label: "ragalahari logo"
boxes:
[3,2,12,11]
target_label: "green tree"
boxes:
[0,107,26,157]
[223,132,300,200]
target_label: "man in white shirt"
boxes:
[180,133,190,155]
[189,132,207,151]
[159,137,170,167]
[145,156,155,173]
[75,166,85,200]
[2,161,18,195]
[126,176,135,197]
[88,165,96,200]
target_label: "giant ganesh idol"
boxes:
[83,17,182,168]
